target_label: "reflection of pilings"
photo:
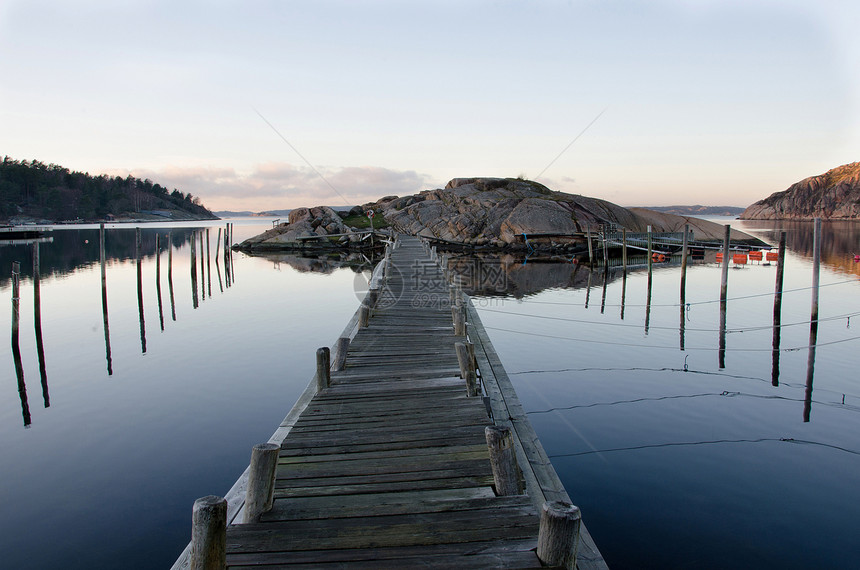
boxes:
[804,219,821,422]
[156,233,164,331]
[215,228,224,293]
[584,268,592,309]
[168,231,176,321]
[679,224,689,352]
[620,271,627,320]
[224,225,232,288]
[199,231,206,301]
[12,261,31,426]
[718,225,731,369]
[600,269,608,314]
[33,242,49,406]
[206,228,212,297]
[191,231,199,308]
[100,224,113,375]
[645,267,652,335]
[136,228,146,353]
[771,232,787,386]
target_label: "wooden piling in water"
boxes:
[485,425,522,496]
[191,495,227,570]
[646,225,653,277]
[191,231,199,308]
[537,501,581,569]
[621,228,628,275]
[243,443,280,523]
[199,231,206,301]
[11,260,31,426]
[136,228,146,353]
[316,347,331,391]
[100,224,113,374]
[680,223,689,305]
[11,259,20,350]
[804,218,822,422]
[167,231,176,322]
[718,224,731,368]
[586,225,593,265]
[156,234,164,331]
[33,242,49,406]
[771,232,787,386]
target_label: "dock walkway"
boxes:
[174,235,606,569]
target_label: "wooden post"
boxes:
[810,218,821,327]
[191,230,199,307]
[718,224,731,369]
[601,228,609,272]
[11,259,20,350]
[215,227,221,259]
[243,443,280,523]
[771,231,787,386]
[30,242,48,407]
[680,223,689,306]
[646,225,653,276]
[585,224,593,265]
[191,495,227,570]
[333,337,350,371]
[537,501,581,569]
[199,231,206,301]
[206,228,212,298]
[168,231,176,322]
[484,425,522,496]
[453,305,466,336]
[100,224,113,374]
[454,342,474,379]
[621,228,628,275]
[136,228,146,353]
[719,224,731,303]
[368,287,379,308]
[316,347,331,391]
[358,305,370,328]
[156,234,164,331]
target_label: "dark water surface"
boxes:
[1,218,858,568]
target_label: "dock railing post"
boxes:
[455,342,479,396]
[243,443,280,523]
[333,337,350,371]
[358,305,370,328]
[191,495,227,570]
[537,501,581,570]
[452,305,466,336]
[316,347,331,390]
[484,425,522,495]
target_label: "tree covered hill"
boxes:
[0,157,217,222]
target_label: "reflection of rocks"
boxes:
[742,220,860,276]
[445,253,618,298]
[243,250,376,275]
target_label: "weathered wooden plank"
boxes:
[272,475,495,498]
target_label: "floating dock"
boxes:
[172,235,606,569]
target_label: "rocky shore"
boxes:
[236,177,765,253]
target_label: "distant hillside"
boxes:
[0,157,218,222]
[641,205,745,216]
[742,162,860,220]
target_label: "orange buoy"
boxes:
[766,251,779,262]
[733,253,748,265]
[716,252,724,262]
[651,252,666,262]
[749,251,763,261]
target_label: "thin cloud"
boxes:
[105,163,433,210]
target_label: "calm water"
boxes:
[1,218,858,568]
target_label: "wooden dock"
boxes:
[173,235,607,569]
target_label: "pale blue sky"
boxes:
[1,0,857,210]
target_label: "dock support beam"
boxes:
[537,501,581,569]
[244,443,280,523]
[333,337,350,371]
[316,347,330,390]
[485,425,522,496]
[191,495,227,570]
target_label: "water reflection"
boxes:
[33,243,49,407]
[744,220,860,276]
[100,225,112,375]
[136,228,146,353]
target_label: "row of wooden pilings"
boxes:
[185,236,583,569]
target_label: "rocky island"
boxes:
[741,162,860,220]
[237,177,763,253]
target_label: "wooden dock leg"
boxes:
[358,305,370,328]
[452,306,466,336]
[244,443,280,523]
[191,495,227,570]
[485,425,522,495]
[537,501,581,569]
[333,337,350,371]
[316,347,331,390]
